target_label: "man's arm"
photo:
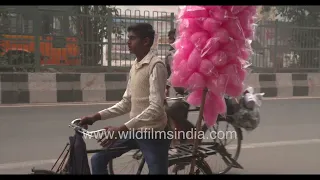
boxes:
[91,75,132,122]
[124,62,167,129]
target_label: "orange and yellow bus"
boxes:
[0,8,81,66]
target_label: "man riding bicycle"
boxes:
[79,23,171,175]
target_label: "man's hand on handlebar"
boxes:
[98,125,129,148]
[79,113,101,127]
[79,116,95,128]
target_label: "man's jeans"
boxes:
[90,131,171,174]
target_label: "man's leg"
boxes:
[90,137,138,174]
[136,134,171,174]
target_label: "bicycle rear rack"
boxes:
[168,143,243,169]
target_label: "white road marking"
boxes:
[227,138,320,150]
[0,96,319,108]
[1,138,320,170]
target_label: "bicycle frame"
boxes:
[37,115,241,175]
[31,96,244,174]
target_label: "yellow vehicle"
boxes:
[0,7,81,66]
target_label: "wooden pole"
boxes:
[189,88,208,174]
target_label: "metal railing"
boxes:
[251,20,320,73]
[0,6,319,73]
[0,6,175,72]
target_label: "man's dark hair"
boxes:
[168,28,176,37]
[127,23,155,47]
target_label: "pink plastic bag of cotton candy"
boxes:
[170,5,258,127]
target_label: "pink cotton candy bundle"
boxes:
[224,6,248,15]
[171,6,257,127]
[178,18,203,34]
[187,48,202,71]
[190,31,210,50]
[202,18,222,33]
[172,55,184,70]
[201,36,220,57]
[203,102,219,127]
[177,60,193,79]
[206,74,229,96]
[199,59,216,77]
[172,38,194,57]
[187,89,204,106]
[208,50,228,68]
[179,6,209,19]
[222,18,245,40]
[238,9,254,30]
[187,72,206,90]
[203,91,227,126]
[219,63,247,97]
[208,6,229,22]
[212,28,230,44]
[171,71,184,87]
[173,49,187,61]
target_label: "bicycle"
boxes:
[30,94,244,175]
[30,110,243,175]
[30,119,214,174]
[108,96,243,174]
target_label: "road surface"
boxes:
[0,98,320,174]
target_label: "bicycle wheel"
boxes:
[110,156,212,175]
[168,159,212,174]
[108,149,148,174]
[201,116,242,174]
[109,149,213,175]
[30,169,57,174]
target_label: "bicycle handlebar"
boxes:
[69,97,187,139]
[69,119,106,140]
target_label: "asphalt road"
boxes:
[0,98,320,174]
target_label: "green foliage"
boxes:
[0,8,8,66]
[71,6,125,66]
[73,6,124,40]
[262,6,320,26]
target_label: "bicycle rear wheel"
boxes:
[168,159,212,174]
[108,149,148,174]
[30,169,57,174]
[109,150,212,174]
[109,157,212,174]
[201,116,242,174]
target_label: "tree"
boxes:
[0,8,35,72]
[71,6,125,66]
[0,9,9,67]
[262,6,320,69]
